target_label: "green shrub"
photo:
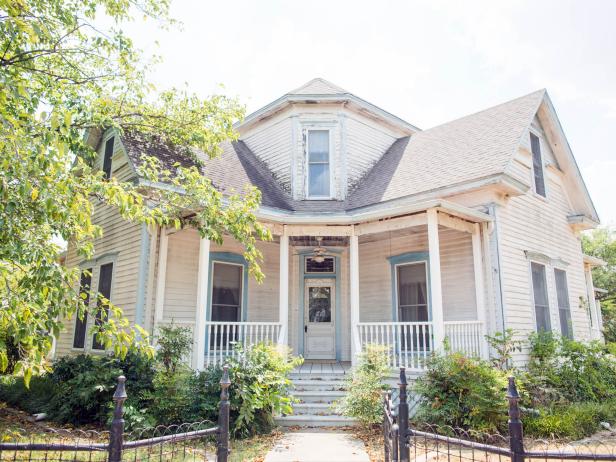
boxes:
[156,324,193,374]
[0,374,58,414]
[336,344,390,427]
[143,368,194,426]
[227,342,302,437]
[527,334,616,405]
[413,353,508,432]
[524,400,616,439]
[485,329,523,371]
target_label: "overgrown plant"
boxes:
[414,353,508,432]
[156,323,193,374]
[337,344,390,427]
[485,329,523,370]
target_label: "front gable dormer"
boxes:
[237,78,416,201]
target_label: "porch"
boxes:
[153,202,493,371]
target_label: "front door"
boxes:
[304,279,336,359]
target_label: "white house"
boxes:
[56,78,604,374]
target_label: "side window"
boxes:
[92,262,113,350]
[102,136,114,180]
[554,269,573,338]
[530,133,546,197]
[307,130,331,198]
[73,268,92,349]
[531,262,551,332]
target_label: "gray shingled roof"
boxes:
[122,89,546,213]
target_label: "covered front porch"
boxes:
[153,201,493,371]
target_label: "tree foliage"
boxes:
[0,0,271,382]
[582,228,616,342]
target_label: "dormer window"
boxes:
[102,136,114,180]
[307,130,331,198]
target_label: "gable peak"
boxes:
[289,78,350,95]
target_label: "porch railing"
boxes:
[205,321,282,366]
[444,320,484,358]
[356,322,434,370]
[357,320,485,369]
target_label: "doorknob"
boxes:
[304,325,307,333]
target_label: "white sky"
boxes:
[127,0,616,225]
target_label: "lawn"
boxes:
[0,402,278,462]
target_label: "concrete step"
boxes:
[292,380,347,392]
[275,414,357,427]
[293,390,346,404]
[291,402,340,416]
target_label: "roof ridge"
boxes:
[288,77,350,95]
[422,89,546,133]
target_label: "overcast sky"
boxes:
[128,0,616,225]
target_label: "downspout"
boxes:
[487,203,507,333]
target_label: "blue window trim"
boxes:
[388,252,431,322]
[297,251,342,359]
[204,252,249,351]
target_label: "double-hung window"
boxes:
[396,262,430,351]
[73,269,92,349]
[531,262,551,332]
[210,262,243,348]
[554,269,573,338]
[307,130,331,198]
[530,133,546,197]
[92,262,113,350]
[102,136,114,180]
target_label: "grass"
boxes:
[0,402,278,462]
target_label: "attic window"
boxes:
[307,130,331,198]
[102,136,114,179]
[530,133,546,197]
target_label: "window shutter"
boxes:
[102,137,114,179]
[92,262,113,350]
[72,269,92,349]
[530,133,546,197]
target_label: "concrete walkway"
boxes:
[264,428,370,462]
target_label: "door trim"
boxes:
[298,252,341,359]
[388,252,431,322]
[304,278,336,359]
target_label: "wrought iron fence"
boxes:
[385,368,616,462]
[0,366,232,461]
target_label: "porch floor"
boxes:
[293,360,352,375]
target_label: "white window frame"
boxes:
[394,260,430,322]
[71,267,93,351]
[528,260,552,333]
[529,130,548,199]
[305,128,333,200]
[91,261,115,351]
[209,260,244,323]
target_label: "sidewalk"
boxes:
[264,428,371,462]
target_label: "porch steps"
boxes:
[276,367,356,427]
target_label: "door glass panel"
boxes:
[397,262,429,351]
[211,262,242,348]
[308,286,331,323]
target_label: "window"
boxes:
[554,269,573,338]
[92,262,113,350]
[307,130,330,198]
[396,262,430,351]
[73,269,92,349]
[531,262,551,332]
[102,136,114,179]
[305,256,335,273]
[211,262,242,323]
[530,133,546,197]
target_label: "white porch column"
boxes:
[278,226,289,347]
[584,267,601,339]
[472,223,488,358]
[193,236,210,371]
[154,227,169,325]
[350,228,361,365]
[427,209,445,350]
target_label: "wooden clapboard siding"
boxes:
[498,147,590,362]
[161,229,281,325]
[243,117,294,193]
[56,132,142,357]
[357,228,477,324]
[345,116,397,189]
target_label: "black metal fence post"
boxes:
[398,367,410,462]
[507,376,525,462]
[383,392,391,462]
[108,375,127,462]
[217,365,231,462]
